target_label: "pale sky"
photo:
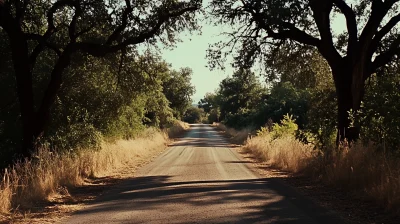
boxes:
[159,2,346,103]
[160,20,233,103]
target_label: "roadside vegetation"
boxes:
[198,0,400,215]
[0,0,197,217]
[200,57,400,213]
[2,0,400,221]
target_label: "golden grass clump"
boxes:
[324,142,400,211]
[0,128,167,214]
[243,134,316,173]
[242,131,400,212]
[214,123,251,144]
[166,120,190,138]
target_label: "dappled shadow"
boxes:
[170,124,234,148]
[0,176,125,223]
[68,175,344,224]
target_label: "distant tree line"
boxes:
[200,50,400,151]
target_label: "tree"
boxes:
[217,69,265,120]
[0,0,200,157]
[183,106,205,123]
[198,92,219,113]
[268,47,334,90]
[209,0,400,142]
[162,67,195,119]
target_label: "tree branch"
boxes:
[26,0,77,68]
[105,0,133,45]
[359,0,395,49]
[76,5,199,57]
[25,33,62,61]
[374,13,400,44]
[372,37,400,72]
[265,23,320,47]
[309,0,342,67]
[68,2,82,42]
[332,0,358,54]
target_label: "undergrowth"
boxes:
[241,116,400,213]
[0,127,177,214]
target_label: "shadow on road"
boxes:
[171,125,235,148]
[72,176,343,224]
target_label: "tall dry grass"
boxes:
[243,133,400,212]
[214,123,251,144]
[0,128,167,214]
[324,142,400,211]
[166,120,190,138]
[243,135,317,173]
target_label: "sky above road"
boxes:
[159,1,346,103]
[159,15,233,103]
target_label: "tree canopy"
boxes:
[162,67,196,119]
[208,0,400,141]
[0,0,200,157]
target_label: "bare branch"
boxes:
[332,0,358,53]
[372,37,400,72]
[25,33,62,57]
[374,14,400,43]
[77,5,199,57]
[359,0,395,48]
[309,0,342,66]
[265,23,320,47]
[68,2,82,42]
[105,0,133,45]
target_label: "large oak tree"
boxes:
[0,0,200,158]
[208,0,400,142]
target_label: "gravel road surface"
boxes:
[64,124,342,224]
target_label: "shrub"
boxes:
[271,114,298,139]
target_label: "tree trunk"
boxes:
[8,29,73,159]
[7,22,36,158]
[336,81,360,143]
[34,47,74,139]
[333,63,365,143]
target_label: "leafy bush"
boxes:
[302,88,337,148]
[207,108,221,123]
[357,73,400,151]
[271,114,298,139]
[183,106,205,123]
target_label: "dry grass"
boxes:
[243,133,400,212]
[243,135,316,173]
[324,142,400,211]
[0,128,168,215]
[213,123,251,144]
[166,120,190,138]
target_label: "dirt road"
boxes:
[64,124,342,224]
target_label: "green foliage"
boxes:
[47,123,103,151]
[256,126,270,137]
[271,114,298,140]
[357,70,400,151]
[217,69,266,120]
[301,88,337,148]
[0,39,196,163]
[258,82,310,128]
[43,52,175,150]
[183,106,205,124]
[0,0,201,159]
[207,108,221,123]
[208,0,400,142]
[162,68,195,119]
[198,93,219,113]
